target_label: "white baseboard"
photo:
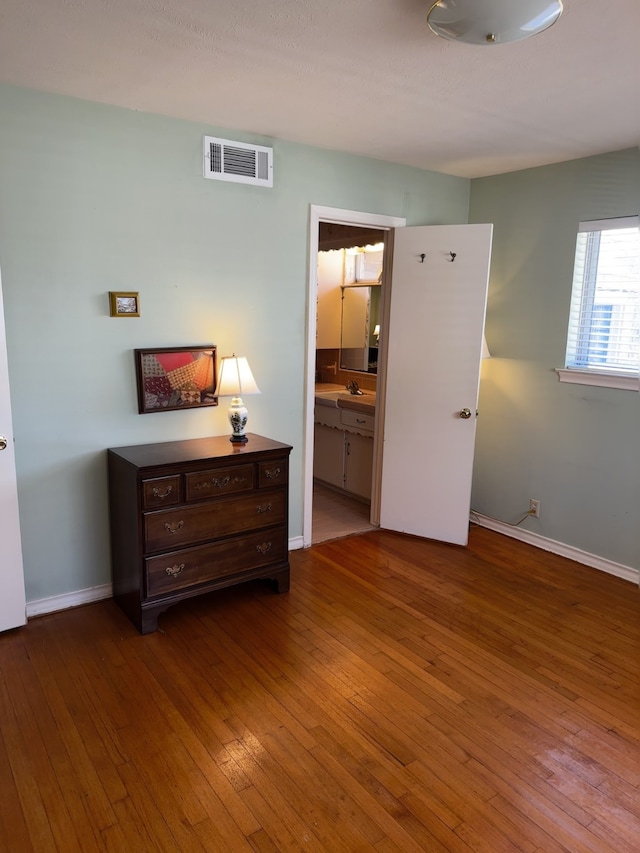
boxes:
[26,535,308,618]
[27,583,114,618]
[471,513,639,586]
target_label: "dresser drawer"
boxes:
[142,476,182,509]
[144,489,286,552]
[145,526,287,597]
[341,408,375,435]
[185,464,254,501]
[258,458,288,488]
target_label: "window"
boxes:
[559,216,640,389]
[355,248,384,282]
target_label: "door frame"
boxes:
[303,205,405,548]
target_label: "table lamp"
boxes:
[216,355,261,443]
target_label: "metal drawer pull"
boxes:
[256,542,272,555]
[152,485,173,499]
[165,563,185,577]
[264,467,281,479]
[356,418,366,424]
[164,520,184,534]
[257,503,272,514]
[193,475,246,490]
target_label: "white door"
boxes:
[0,266,26,631]
[379,223,493,545]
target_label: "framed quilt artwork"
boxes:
[134,346,218,413]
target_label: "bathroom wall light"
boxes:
[217,355,261,443]
[427,0,563,45]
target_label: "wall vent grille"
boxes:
[203,136,273,187]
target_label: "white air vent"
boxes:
[203,136,273,187]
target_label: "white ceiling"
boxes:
[1,0,638,178]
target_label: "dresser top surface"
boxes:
[108,433,292,470]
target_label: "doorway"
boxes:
[305,207,493,550]
[312,223,384,543]
[304,206,406,548]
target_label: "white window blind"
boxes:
[565,216,640,377]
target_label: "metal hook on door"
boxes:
[419,253,426,263]
[449,252,457,262]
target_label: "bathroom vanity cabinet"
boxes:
[313,403,374,501]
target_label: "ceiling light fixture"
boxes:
[427,0,563,45]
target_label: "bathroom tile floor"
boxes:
[312,482,376,544]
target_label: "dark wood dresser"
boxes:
[107,434,292,633]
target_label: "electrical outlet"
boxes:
[529,499,541,518]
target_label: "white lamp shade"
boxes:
[217,356,261,397]
[427,0,563,45]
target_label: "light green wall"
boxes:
[0,83,470,603]
[470,148,640,569]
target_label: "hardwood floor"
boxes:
[1,526,639,851]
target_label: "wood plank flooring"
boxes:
[0,526,639,851]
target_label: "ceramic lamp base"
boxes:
[228,396,249,443]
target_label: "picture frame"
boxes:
[110,291,140,317]
[134,346,218,413]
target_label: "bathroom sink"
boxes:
[338,395,375,414]
[315,389,369,399]
[315,388,375,412]
[314,390,343,407]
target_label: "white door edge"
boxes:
[0,264,26,631]
[304,206,405,548]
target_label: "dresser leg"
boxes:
[140,604,172,634]
[139,610,159,634]
[270,568,290,594]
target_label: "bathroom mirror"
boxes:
[340,284,381,373]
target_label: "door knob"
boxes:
[0,435,7,450]
[458,408,472,419]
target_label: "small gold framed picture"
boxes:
[109,291,140,317]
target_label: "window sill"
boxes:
[556,368,639,391]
